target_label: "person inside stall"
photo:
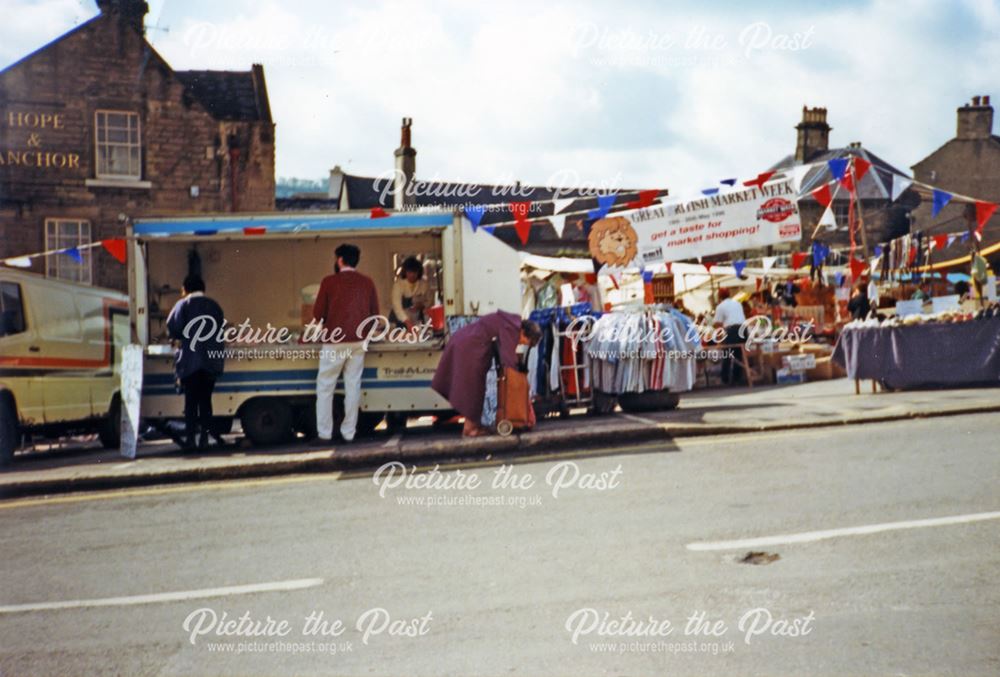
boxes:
[712,288,747,386]
[431,312,542,437]
[911,280,931,302]
[847,282,871,320]
[954,280,972,301]
[390,257,429,330]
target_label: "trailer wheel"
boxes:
[0,392,18,467]
[618,390,680,413]
[241,398,294,446]
[98,394,121,449]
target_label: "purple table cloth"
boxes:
[832,318,1000,390]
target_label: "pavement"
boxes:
[2,377,999,499]
[1,414,998,676]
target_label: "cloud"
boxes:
[0,0,93,67]
[1,0,997,197]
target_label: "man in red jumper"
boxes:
[311,243,380,443]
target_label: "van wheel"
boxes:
[0,393,18,467]
[98,395,121,449]
[241,399,294,446]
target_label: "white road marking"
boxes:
[383,433,402,448]
[618,413,658,425]
[111,462,133,470]
[686,511,1000,551]
[0,578,324,614]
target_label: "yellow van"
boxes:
[0,270,129,465]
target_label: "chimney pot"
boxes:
[956,95,993,139]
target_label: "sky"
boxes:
[2,0,998,195]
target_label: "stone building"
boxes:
[911,95,1000,264]
[0,0,275,290]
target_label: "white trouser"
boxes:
[315,342,366,441]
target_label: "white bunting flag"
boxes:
[549,213,567,238]
[552,198,575,215]
[818,205,838,230]
[890,175,913,202]
[762,256,777,273]
[947,234,957,248]
[2,256,32,268]
[791,164,811,193]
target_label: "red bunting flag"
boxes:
[514,219,532,246]
[791,251,808,270]
[703,261,715,274]
[626,189,659,210]
[812,184,833,208]
[510,201,533,245]
[975,201,998,232]
[849,257,867,280]
[370,207,389,218]
[932,234,947,251]
[839,172,854,194]
[853,157,871,181]
[742,171,776,189]
[243,226,267,235]
[663,262,672,275]
[101,238,127,264]
[510,201,532,222]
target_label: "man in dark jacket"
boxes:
[166,275,225,449]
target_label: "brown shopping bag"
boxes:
[496,366,534,436]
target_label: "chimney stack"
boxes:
[795,106,831,163]
[956,95,993,140]
[328,165,344,207]
[393,117,416,211]
[96,0,149,33]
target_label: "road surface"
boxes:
[1,414,998,676]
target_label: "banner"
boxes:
[588,179,801,272]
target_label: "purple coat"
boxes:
[431,311,521,421]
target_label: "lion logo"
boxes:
[589,216,639,268]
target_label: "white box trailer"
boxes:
[127,209,522,445]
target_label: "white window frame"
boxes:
[45,218,93,285]
[94,109,142,180]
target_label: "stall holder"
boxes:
[832,317,1000,391]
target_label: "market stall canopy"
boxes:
[133,211,455,238]
[519,253,595,274]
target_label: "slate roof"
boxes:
[175,65,272,123]
[770,145,909,201]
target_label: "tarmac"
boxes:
[1,378,998,499]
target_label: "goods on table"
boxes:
[844,302,999,329]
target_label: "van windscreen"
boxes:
[0,282,26,337]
